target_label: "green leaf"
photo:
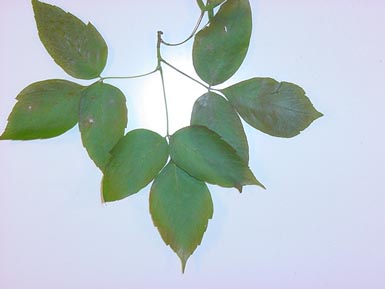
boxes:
[206,0,226,10]
[32,0,108,79]
[150,162,213,272]
[191,92,249,163]
[221,78,323,138]
[193,0,252,85]
[170,126,264,192]
[0,79,83,140]
[102,129,169,202]
[79,82,127,170]
[206,0,227,20]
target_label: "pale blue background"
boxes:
[1,0,385,288]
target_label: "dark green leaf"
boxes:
[193,0,252,85]
[0,79,83,140]
[150,162,213,272]
[102,129,169,202]
[79,82,127,170]
[170,126,264,192]
[191,92,249,163]
[32,0,108,79]
[222,78,323,138]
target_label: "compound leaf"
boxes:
[191,92,249,163]
[193,0,252,85]
[103,129,169,202]
[79,82,127,170]
[32,0,108,79]
[170,126,264,192]
[0,79,83,140]
[150,162,213,272]
[222,78,323,137]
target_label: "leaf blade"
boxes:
[193,0,252,85]
[191,92,249,163]
[170,126,264,191]
[102,129,169,202]
[222,78,323,137]
[0,79,83,140]
[206,0,226,10]
[32,0,108,79]
[79,82,127,170]
[150,162,213,272]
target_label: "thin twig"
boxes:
[100,68,158,81]
[161,59,209,90]
[161,11,205,47]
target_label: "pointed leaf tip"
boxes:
[150,162,213,273]
[0,79,83,140]
[170,126,264,190]
[222,78,323,138]
[32,0,108,79]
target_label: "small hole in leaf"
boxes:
[224,26,228,32]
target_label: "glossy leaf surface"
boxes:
[170,126,264,192]
[79,82,127,170]
[0,79,83,140]
[222,78,323,137]
[103,129,169,202]
[193,0,252,85]
[32,0,108,79]
[191,92,249,163]
[150,162,213,272]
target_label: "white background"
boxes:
[1,0,385,288]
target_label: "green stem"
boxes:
[157,31,170,138]
[196,0,205,11]
[100,68,158,81]
[161,59,209,90]
[159,67,170,138]
[209,87,223,94]
[161,11,205,47]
